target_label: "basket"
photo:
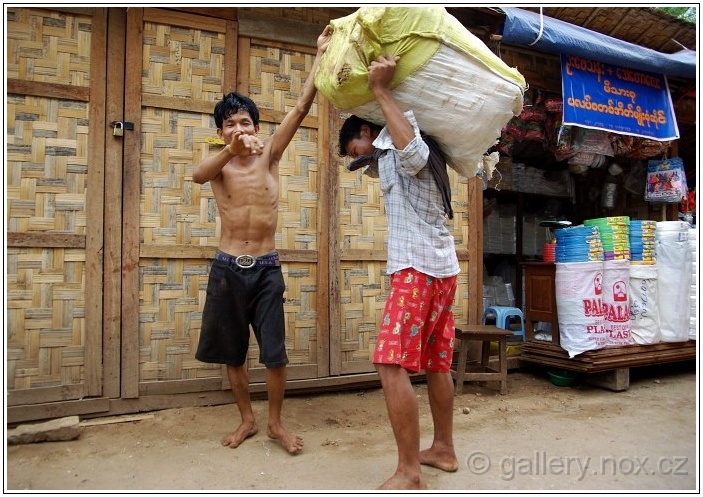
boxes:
[547,369,578,387]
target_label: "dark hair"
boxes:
[338,115,382,156]
[214,92,260,129]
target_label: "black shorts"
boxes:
[195,255,288,368]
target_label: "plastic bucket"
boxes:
[543,243,556,263]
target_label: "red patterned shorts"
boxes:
[372,267,457,373]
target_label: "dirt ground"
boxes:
[5,361,699,493]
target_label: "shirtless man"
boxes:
[193,25,331,455]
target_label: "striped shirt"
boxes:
[365,110,460,278]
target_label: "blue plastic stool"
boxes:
[482,306,526,342]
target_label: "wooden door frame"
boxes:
[121,7,143,399]
[102,7,127,399]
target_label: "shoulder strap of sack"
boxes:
[422,132,454,219]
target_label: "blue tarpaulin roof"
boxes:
[500,7,696,79]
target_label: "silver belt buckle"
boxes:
[235,255,256,269]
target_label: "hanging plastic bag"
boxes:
[645,157,688,203]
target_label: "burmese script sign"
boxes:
[561,54,679,141]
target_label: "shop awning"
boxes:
[500,7,696,79]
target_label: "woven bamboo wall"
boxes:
[138,18,224,382]
[5,8,92,85]
[233,42,322,372]
[6,8,92,391]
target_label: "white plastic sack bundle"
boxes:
[656,237,692,342]
[555,261,607,358]
[629,263,660,345]
[315,7,527,178]
[602,259,633,347]
[688,226,697,340]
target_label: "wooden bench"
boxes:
[453,324,514,395]
[520,339,697,391]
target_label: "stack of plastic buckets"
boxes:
[629,220,657,263]
[584,217,630,261]
[542,242,556,262]
[554,225,604,263]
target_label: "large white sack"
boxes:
[602,259,633,347]
[688,226,697,340]
[656,238,692,342]
[315,7,526,178]
[352,44,525,178]
[555,261,607,358]
[629,263,661,345]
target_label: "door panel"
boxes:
[124,8,327,394]
[5,7,107,410]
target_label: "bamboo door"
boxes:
[6,7,113,422]
[121,8,331,398]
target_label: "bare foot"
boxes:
[377,472,427,490]
[220,421,258,448]
[267,423,304,454]
[420,447,459,472]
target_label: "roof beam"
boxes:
[582,8,601,27]
[607,8,635,37]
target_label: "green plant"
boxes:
[657,7,696,24]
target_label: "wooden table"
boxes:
[453,324,514,395]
